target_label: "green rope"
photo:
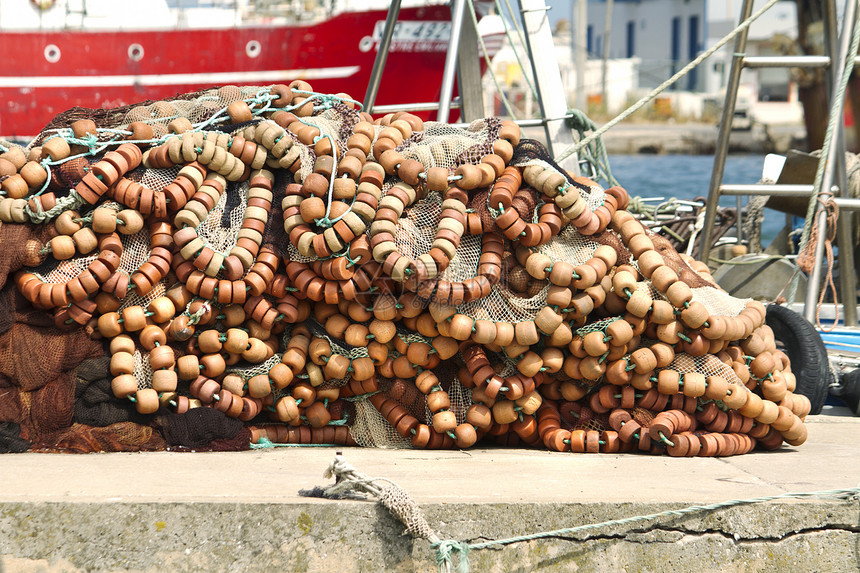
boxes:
[660,226,686,244]
[290,88,364,111]
[99,127,134,136]
[61,132,100,151]
[250,437,338,449]
[433,540,471,573]
[185,301,211,326]
[248,87,275,115]
[565,108,619,187]
[554,0,781,164]
[625,196,651,218]
[327,413,350,426]
[34,161,53,196]
[786,3,860,306]
[192,92,278,131]
[434,485,860,572]
[342,390,381,402]
[26,189,86,224]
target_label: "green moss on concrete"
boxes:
[297,512,313,535]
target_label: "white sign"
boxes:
[359,21,451,53]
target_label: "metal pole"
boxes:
[437,0,467,123]
[833,197,860,210]
[574,0,587,112]
[742,55,833,67]
[520,0,556,154]
[824,0,839,95]
[601,0,614,112]
[362,0,402,114]
[698,0,755,263]
[804,0,858,325]
[827,0,857,327]
[719,184,815,196]
[736,195,743,246]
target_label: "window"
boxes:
[626,20,635,58]
[671,17,681,78]
[688,15,699,90]
[587,24,593,55]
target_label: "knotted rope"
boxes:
[796,193,840,331]
[566,108,618,188]
[299,453,464,573]
[301,455,860,573]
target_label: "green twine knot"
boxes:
[565,107,597,133]
[81,132,100,151]
[561,108,619,187]
[327,413,349,426]
[432,539,471,573]
[186,302,210,326]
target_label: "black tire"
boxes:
[834,369,860,416]
[765,304,831,415]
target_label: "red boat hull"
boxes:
[0,5,487,138]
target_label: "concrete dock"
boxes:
[526,122,807,155]
[1,408,858,572]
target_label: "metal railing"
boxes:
[699,0,859,327]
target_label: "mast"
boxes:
[574,0,587,112]
[601,0,613,112]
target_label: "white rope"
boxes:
[554,0,781,164]
[307,454,440,540]
[686,209,707,257]
[302,455,453,571]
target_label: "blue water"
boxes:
[608,154,783,243]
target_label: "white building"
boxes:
[484,21,640,118]
[584,0,803,123]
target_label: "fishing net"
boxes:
[0,83,811,455]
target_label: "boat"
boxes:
[0,0,505,139]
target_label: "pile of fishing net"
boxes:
[0,83,810,455]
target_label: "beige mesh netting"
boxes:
[0,83,811,455]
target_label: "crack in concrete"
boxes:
[645,523,860,544]
[462,523,860,548]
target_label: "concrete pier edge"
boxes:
[1,413,859,572]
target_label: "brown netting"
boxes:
[591,229,632,266]
[33,422,167,453]
[0,306,104,392]
[573,406,610,433]
[0,385,24,429]
[0,224,53,290]
[631,407,657,427]
[650,231,711,289]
